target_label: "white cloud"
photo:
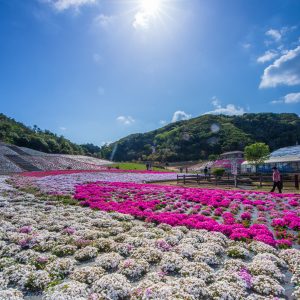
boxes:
[159,120,167,126]
[116,116,135,125]
[270,100,283,104]
[132,0,162,30]
[257,50,278,63]
[101,141,112,146]
[242,43,251,49]
[59,126,67,131]
[171,111,192,123]
[205,97,246,116]
[43,0,97,11]
[133,12,150,29]
[284,92,300,103]
[271,92,300,104]
[259,45,300,88]
[265,26,297,45]
[211,96,220,107]
[94,14,115,27]
[266,29,282,42]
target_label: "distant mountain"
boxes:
[0,113,100,156]
[101,113,300,162]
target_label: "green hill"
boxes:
[2,112,299,161]
[0,113,100,156]
[101,113,300,162]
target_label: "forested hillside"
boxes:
[2,112,299,161]
[101,113,300,162]
[0,113,100,156]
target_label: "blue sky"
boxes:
[1,0,300,146]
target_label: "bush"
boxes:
[212,168,225,178]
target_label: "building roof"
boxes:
[270,145,300,157]
[220,151,244,156]
[242,155,300,165]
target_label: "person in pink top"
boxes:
[270,167,282,193]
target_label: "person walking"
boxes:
[204,166,208,179]
[270,167,282,193]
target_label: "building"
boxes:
[241,145,300,174]
[213,151,244,174]
[220,151,244,160]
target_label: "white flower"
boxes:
[227,245,250,259]
[209,280,247,299]
[0,288,24,300]
[42,280,89,300]
[95,252,123,270]
[160,252,185,273]
[70,266,105,285]
[118,258,149,279]
[252,275,285,296]
[45,258,75,280]
[194,249,222,265]
[25,270,51,291]
[3,264,35,289]
[131,281,191,299]
[177,277,209,298]
[0,273,8,289]
[197,242,225,255]
[249,241,277,255]
[174,243,196,258]
[92,274,131,299]
[180,261,214,282]
[252,253,287,268]
[74,246,98,261]
[131,247,162,263]
[248,259,285,282]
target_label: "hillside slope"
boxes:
[101,113,300,162]
[0,141,111,174]
[0,113,100,156]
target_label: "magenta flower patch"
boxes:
[74,181,300,247]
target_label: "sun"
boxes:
[140,0,162,16]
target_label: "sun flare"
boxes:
[141,0,162,16]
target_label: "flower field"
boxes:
[1,171,300,299]
[75,181,300,248]
[12,170,179,195]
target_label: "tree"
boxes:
[208,154,219,161]
[244,142,270,172]
[29,136,49,152]
[46,138,60,153]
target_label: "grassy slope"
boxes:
[110,162,175,172]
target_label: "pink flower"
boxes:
[241,212,251,220]
[73,181,300,247]
[239,268,252,288]
[276,239,292,249]
[253,234,276,246]
[19,226,32,234]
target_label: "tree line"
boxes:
[0,113,101,156]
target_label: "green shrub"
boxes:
[212,168,225,178]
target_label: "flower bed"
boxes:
[12,171,179,194]
[0,175,299,299]
[75,181,300,247]
[22,169,174,177]
[21,169,108,177]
